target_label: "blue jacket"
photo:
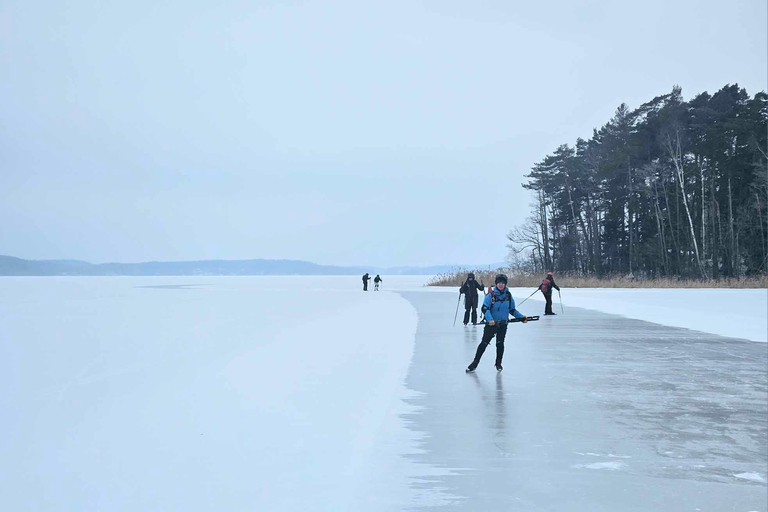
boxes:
[483,286,524,323]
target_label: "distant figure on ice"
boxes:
[538,271,560,315]
[374,274,382,291]
[459,272,484,325]
[466,274,528,373]
[362,273,371,291]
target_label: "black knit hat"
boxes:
[495,273,508,285]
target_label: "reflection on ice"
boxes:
[398,289,768,512]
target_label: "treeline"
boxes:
[508,84,768,279]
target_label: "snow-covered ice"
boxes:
[424,284,767,343]
[506,287,767,343]
[734,472,767,483]
[571,461,626,471]
[0,276,436,511]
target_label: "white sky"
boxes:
[2,0,766,266]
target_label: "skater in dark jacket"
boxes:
[362,273,371,291]
[538,271,560,315]
[466,274,528,373]
[459,272,484,325]
[374,274,382,291]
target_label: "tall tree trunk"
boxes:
[586,194,601,275]
[710,178,720,279]
[578,209,593,275]
[666,130,708,278]
[584,194,595,274]
[661,175,681,273]
[538,185,552,270]
[627,157,633,275]
[757,144,768,267]
[652,180,669,275]
[551,219,561,269]
[564,172,584,272]
[714,181,724,278]
[700,157,707,268]
[728,176,736,277]
[758,192,767,271]
[596,197,602,274]
[597,190,607,275]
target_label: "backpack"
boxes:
[494,289,511,305]
[483,288,511,313]
[541,279,550,294]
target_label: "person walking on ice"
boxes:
[374,274,382,291]
[538,271,560,315]
[466,274,528,373]
[362,273,371,291]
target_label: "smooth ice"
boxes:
[400,290,768,511]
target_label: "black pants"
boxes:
[463,307,478,325]
[544,292,554,314]
[363,281,368,291]
[469,321,508,368]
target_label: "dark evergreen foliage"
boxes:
[512,84,768,278]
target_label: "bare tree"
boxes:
[507,216,545,272]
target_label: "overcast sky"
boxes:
[2,0,766,266]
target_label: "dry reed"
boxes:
[427,268,768,289]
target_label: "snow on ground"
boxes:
[734,472,768,484]
[504,287,768,343]
[0,276,438,511]
[426,282,767,342]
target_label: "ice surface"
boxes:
[1,276,765,511]
[399,290,768,511]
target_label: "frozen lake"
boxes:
[0,277,766,511]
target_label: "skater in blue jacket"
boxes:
[466,274,528,372]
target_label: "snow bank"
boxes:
[424,284,766,342]
[508,287,768,343]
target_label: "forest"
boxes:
[507,84,767,280]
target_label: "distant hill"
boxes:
[0,255,505,276]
